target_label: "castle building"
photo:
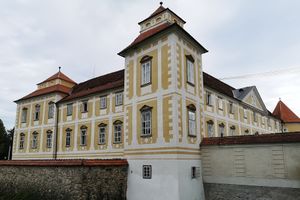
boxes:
[12,3,282,200]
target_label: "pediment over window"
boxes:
[46,130,53,134]
[98,123,107,127]
[80,125,88,129]
[187,104,196,111]
[185,54,195,63]
[140,55,153,63]
[32,131,38,135]
[113,120,123,125]
[140,105,153,112]
[219,123,225,127]
[207,120,214,124]
[66,128,72,132]
[230,126,236,130]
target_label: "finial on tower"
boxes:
[160,2,163,6]
[59,66,61,72]
[279,97,281,101]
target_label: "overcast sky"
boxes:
[1,0,300,129]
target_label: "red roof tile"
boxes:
[201,132,300,146]
[273,100,300,123]
[15,84,71,102]
[60,69,124,102]
[38,71,76,85]
[0,159,128,167]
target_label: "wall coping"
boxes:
[0,159,128,167]
[201,132,300,146]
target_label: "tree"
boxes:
[0,119,9,160]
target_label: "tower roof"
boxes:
[273,100,300,123]
[38,70,76,85]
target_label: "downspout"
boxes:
[54,102,59,159]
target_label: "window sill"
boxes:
[65,145,71,148]
[187,81,195,87]
[100,107,107,110]
[66,114,73,116]
[141,134,152,138]
[98,143,106,145]
[81,111,88,113]
[113,142,122,144]
[188,134,197,138]
[80,144,87,146]
[141,82,152,87]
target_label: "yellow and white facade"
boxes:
[12,3,283,200]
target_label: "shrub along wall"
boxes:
[0,159,128,200]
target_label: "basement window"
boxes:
[143,165,152,179]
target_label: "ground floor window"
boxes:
[143,165,152,179]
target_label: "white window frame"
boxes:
[207,122,214,137]
[141,109,152,136]
[188,108,196,136]
[100,96,107,109]
[143,165,152,179]
[46,131,52,148]
[98,126,106,144]
[141,60,151,85]
[244,108,248,119]
[32,132,38,149]
[229,126,235,136]
[218,97,223,110]
[115,92,123,106]
[80,128,87,146]
[19,133,25,149]
[66,129,71,147]
[82,101,88,113]
[253,112,257,122]
[219,124,225,137]
[229,102,234,114]
[206,92,212,106]
[21,108,27,123]
[114,122,122,143]
[48,102,54,119]
[67,103,73,116]
[34,105,40,121]
[187,58,195,85]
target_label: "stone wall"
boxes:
[0,159,128,200]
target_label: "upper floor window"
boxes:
[34,105,40,121]
[140,105,152,136]
[82,101,88,113]
[206,92,212,106]
[32,131,38,149]
[66,128,72,147]
[140,55,152,86]
[80,126,87,146]
[46,130,52,148]
[19,133,25,149]
[21,108,28,123]
[267,118,271,127]
[207,120,214,137]
[244,108,248,119]
[100,96,107,109]
[186,55,195,85]
[253,112,257,122]
[218,97,223,110]
[187,104,196,136]
[113,120,122,143]
[115,92,123,106]
[67,103,73,116]
[98,123,107,145]
[48,102,54,119]
[229,102,234,114]
[219,123,225,137]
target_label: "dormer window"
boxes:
[186,55,195,85]
[141,55,152,86]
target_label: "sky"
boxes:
[0,0,300,129]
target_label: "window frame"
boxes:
[67,103,73,116]
[32,132,38,149]
[218,123,225,137]
[244,108,248,119]
[80,126,87,146]
[218,97,223,110]
[143,165,152,179]
[98,123,107,145]
[140,105,152,137]
[140,55,152,87]
[206,92,212,106]
[48,102,55,119]
[19,133,25,149]
[34,104,40,121]
[229,126,236,136]
[65,128,72,147]
[187,104,196,137]
[186,55,195,86]
[115,92,123,106]
[100,96,107,109]
[113,121,122,144]
[207,120,214,137]
[229,102,234,114]
[82,101,88,113]
[46,130,52,148]
[21,108,28,123]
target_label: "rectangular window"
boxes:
[82,101,88,113]
[188,110,196,136]
[32,134,38,149]
[99,126,106,144]
[19,134,25,149]
[244,109,247,119]
[115,92,123,106]
[229,127,235,136]
[100,96,107,109]
[80,128,87,146]
[67,104,73,116]
[207,123,214,137]
[46,133,52,148]
[187,59,195,85]
[218,97,223,110]
[143,165,152,179]
[21,108,27,123]
[141,61,151,85]
[229,102,234,114]
[114,124,122,143]
[48,103,54,119]
[206,92,212,106]
[219,125,225,137]
[253,112,257,122]
[267,118,271,127]
[141,110,152,136]
[66,131,71,147]
[34,105,40,121]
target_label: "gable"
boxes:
[243,88,266,112]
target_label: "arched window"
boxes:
[113,120,122,143]
[207,120,214,137]
[98,123,107,145]
[21,108,28,123]
[34,105,40,121]
[46,130,52,148]
[65,128,72,147]
[48,102,55,119]
[80,126,87,146]
[32,131,38,149]
[187,104,196,136]
[140,105,152,136]
[19,133,25,149]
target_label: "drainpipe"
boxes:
[54,103,59,159]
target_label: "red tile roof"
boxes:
[15,84,71,102]
[201,132,300,146]
[0,159,128,167]
[60,69,124,102]
[38,71,76,85]
[273,100,300,123]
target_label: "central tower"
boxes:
[119,3,208,200]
